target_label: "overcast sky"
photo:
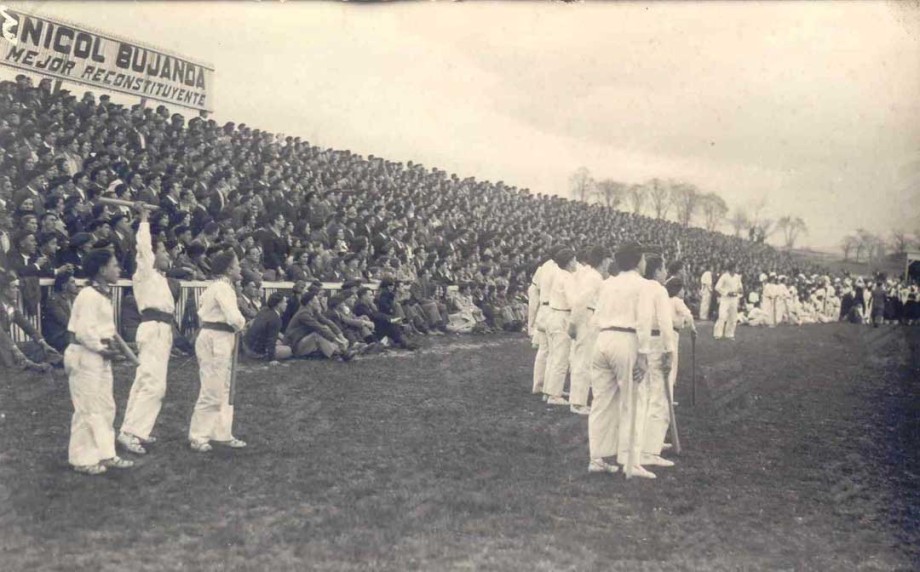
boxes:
[9,1,920,250]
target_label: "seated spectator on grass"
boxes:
[354,285,415,350]
[243,292,292,361]
[0,273,60,372]
[327,291,376,346]
[283,290,354,360]
[446,283,488,334]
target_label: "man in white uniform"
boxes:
[698,267,713,321]
[118,204,176,455]
[65,249,134,475]
[529,247,560,395]
[543,249,579,405]
[713,262,743,340]
[761,274,778,327]
[188,250,248,452]
[775,276,789,325]
[587,242,657,479]
[568,245,610,415]
[638,252,677,469]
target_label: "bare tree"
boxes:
[728,208,750,238]
[669,182,701,227]
[841,235,857,261]
[700,192,729,232]
[890,229,910,254]
[646,178,671,220]
[777,216,808,249]
[868,235,887,263]
[854,228,873,262]
[626,184,646,215]
[595,179,627,209]
[569,167,595,203]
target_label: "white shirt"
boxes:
[197,277,246,331]
[593,270,668,354]
[548,269,578,311]
[642,279,677,354]
[671,297,694,330]
[700,271,713,292]
[571,266,604,326]
[537,260,560,305]
[762,283,776,301]
[715,272,743,298]
[68,285,116,352]
[133,222,174,313]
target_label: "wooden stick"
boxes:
[625,359,642,478]
[664,362,682,455]
[691,333,697,407]
[228,333,240,406]
[112,333,140,366]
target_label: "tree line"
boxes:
[568,167,809,249]
[839,229,919,264]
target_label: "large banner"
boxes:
[0,7,214,111]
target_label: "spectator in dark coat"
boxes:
[0,273,59,371]
[243,292,292,361]
[354,285,414,350]
[42,272,78,352]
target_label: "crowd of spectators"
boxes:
[1,75,829,369]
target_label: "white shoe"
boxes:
[117,432,147,455]
[661,442,673,451]
[570,404,591,415]
[546,396,569,405]
[625,465,656,479]
[100,456,134,469]
[588,459,619,474]
[214,437,247,449]
[542,394,549,402]
[641,454,675,467]
[190,439,213,453]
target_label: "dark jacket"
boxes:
[41,293,72,352]
[284,306,338,346]
[244,307,283,360]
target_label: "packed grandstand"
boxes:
[1,75,916,372]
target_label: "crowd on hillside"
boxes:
[3,75,898,372]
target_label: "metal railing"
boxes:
[9,279,383,342]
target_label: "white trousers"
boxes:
[189,330,236,442]
[641,351,669,456]
[543,310,572,397]
[532,306,549,393]
[699,290,711,320]
[588,331,641,461]
[775,299,787,325]
[761,298,775,326]
[569,322,596,406]
[121,321,173,440]
[65,345,116,466]
[714,297,739,339]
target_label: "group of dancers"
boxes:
[529,243,695,479]
[65,203,245,475]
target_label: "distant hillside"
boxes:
[788,247,907,277]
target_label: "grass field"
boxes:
[0,322,918,571]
